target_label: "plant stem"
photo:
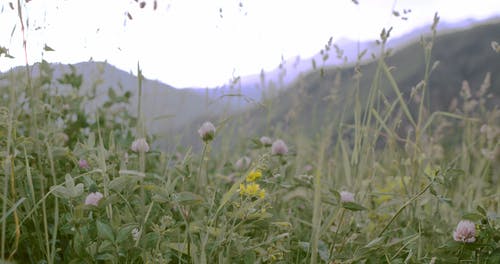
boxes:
[311,136,327,264]
[197,142,209,194]
[329,208,346,260]
[378,179,434,237]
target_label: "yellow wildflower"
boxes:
[245,182,261,196]
[246,170,262,182]
[239,183,246,195]
[239,182,266,198]
[258,189,266,199]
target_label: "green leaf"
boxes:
[150,186,171,203]
[87,132,96,147]
[65,174,84,198]
[429,186,437,196]
[168,242,186,254]
[50,185,72,199]
[318,240,330,262]
[69,258,90,264]
[50,174,83,199]
[142,232,160,248]
[51,147,68,158]
[214,173,250,218]
[438,196,453,206]
[108,88,117,100]
[250,138,263,148]
[96,220,115,242]
[0,198,26,225]
[364,237,384,248]
[173,192,204,206]
[298,241,310,252]
[116,225,138,244]
[95,253,114,260]
[462,213,483,222]
[243,250,256,264]
[43,44,55,51]
[477,205,487,216]
[342,201,367,211]
[108,175,137,192]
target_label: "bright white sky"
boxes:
[0,0,498,88]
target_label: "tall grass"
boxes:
[0,2,499,264]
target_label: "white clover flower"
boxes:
[85,192,103,206]
[198,121,216,142]
[492,41,500,53]
[260,136,272,147]
[453,220,476,243]
[234,156,251,170]
[271,139,288,155]
[132,227,141,241]
[480,124,498,141]
[481,148,496,161]
[340,191,355,203]
[131,138,150,153]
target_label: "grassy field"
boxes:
[1,12,500,264]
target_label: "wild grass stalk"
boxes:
[44,142,59,264]
[310,123,334,264]
[1,154,10,260]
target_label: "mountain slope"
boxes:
[185,18,500,109]
[0,61,236,138]
[177,20,500,150]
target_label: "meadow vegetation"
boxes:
[0,8,499,264]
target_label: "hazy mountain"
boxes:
[177,19,500,150]
[185,17,500,107]
[0,61,236,138]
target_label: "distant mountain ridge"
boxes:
[186,16,500,105]
[175,19,500,149]
[0,61,237,139]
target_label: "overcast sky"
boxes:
[0,0,499,88]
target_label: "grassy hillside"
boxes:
[177,20,500,151]
[0,61,236,141]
